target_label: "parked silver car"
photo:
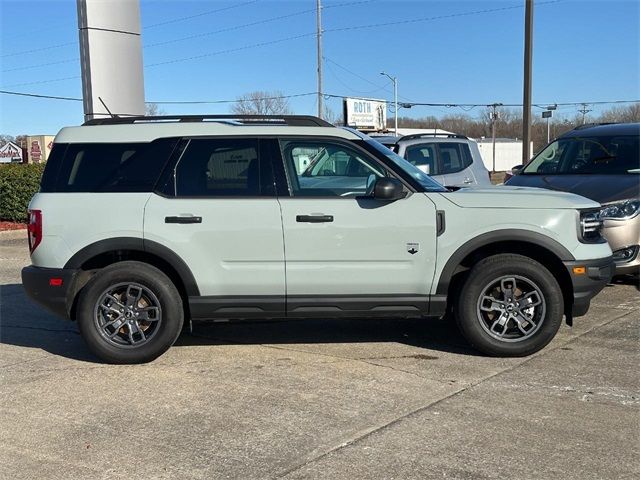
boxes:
[372,133,492,187]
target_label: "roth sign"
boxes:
[0,141,23,163]
[343,97,387,132]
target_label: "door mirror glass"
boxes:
[373,177,405,200]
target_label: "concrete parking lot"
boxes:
[1,229,638,479]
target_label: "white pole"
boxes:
[393,77,398,135]
[316,0,323,119]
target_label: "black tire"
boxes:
[455,254,563,357]
[76,261,184,364]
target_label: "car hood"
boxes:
[439,185,600,209]
[506,174,640,204]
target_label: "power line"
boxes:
[145,32,317,68]
[2,58,78,73]
[0,41,77,58]
[145,8,317,49]
[0,90,82,102]
[151,92,318,105]
[1,76,81,89]
[145,0,260,29]
[2,89,637,111]
[323,0,563,34]
[1,0,559,75]
[1,0,375,59]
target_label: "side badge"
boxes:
[407,242,419,255]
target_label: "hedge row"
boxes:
[0,163,45,222]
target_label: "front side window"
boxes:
[281,140,387,197]
[523,135,640,175]
[175,138,264,196]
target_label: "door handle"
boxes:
[165,215,202,224]
[463,177,473,184]
[296,215,334,223]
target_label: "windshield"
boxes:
[523,134,639,175]
[364,139,447,192]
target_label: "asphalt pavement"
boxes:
[1,229,638,479]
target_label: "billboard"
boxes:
[343,97,387,131]
[25,136,54,163]
[0,142,23,163]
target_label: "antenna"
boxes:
[98,96,118,118]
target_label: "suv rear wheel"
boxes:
[77,261,184,364]
[455,254,563,356]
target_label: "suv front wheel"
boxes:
[455,254,564,356]
[77,261,184,364]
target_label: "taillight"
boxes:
[27,209,42,253]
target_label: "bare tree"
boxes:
[323,104,339,125]
[231,91,292,115]
[145,103,165,116]
[0,134,16,146]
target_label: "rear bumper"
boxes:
[564,256,614,318]
[21,265,82,319]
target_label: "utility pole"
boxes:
[380,72,398,135]
[522,0,534,165]
[489,103,502,173]
[316,0,323,119]
[578,103,592,124]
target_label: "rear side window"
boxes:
[437,142,473,174]
[50,139,178,192]
[174,138,267,197]
[404,142,473,176]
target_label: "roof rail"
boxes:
[571,122,616,131]
[82,114,333,127]
[400,132,468,141]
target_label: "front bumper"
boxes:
[563,256,614,318]
[21,265,84,319]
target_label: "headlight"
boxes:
[600,200,640,220]
[579,210,603,243]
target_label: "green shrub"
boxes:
[0,163,45,222]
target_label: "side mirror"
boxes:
[511,165,524,174]
[373,177,405,201]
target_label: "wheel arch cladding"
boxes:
[64,237,199,318]
[436,230,575,316]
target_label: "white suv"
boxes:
[373,133,492,187]
[22,115,613,364]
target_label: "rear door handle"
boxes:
[296,215,334,223]
[165,215,202,224]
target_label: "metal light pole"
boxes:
[380,72,398,135]
[522,0,534,164]
[542,104,556,144]
[489,103,502,173]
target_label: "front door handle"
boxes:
[463,177,473,184]
[165,215,202,224]
[296,215,334,223]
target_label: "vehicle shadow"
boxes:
[611,275,640,291]
[1,283,478,363]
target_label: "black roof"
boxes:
[560,122,640,138]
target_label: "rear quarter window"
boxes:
[47,139,178,192]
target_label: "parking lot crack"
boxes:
[274,309,637,479]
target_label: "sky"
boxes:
[0,0,638,136]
